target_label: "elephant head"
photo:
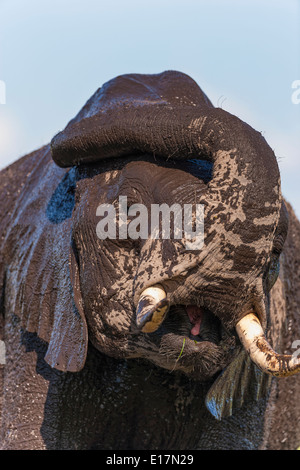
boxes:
[49,70,299,383]
[5,72,298,416]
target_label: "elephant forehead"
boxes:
[119,160,179,186]
[118,160,207,201]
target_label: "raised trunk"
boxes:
[51,75,281,245]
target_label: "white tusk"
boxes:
[136,284,169,333]
[236,313,300,377]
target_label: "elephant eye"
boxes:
[183,159,214,183]
[167,158,214,183]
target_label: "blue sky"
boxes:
[0,0,299,217]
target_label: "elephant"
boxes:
[0,70,299,450]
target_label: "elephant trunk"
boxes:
[51,97,280,226]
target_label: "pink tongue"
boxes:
[186,305,203,336]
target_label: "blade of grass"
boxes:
[176,337,186,362]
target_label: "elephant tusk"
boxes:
[236,313,300,377]
[136,284,169,333]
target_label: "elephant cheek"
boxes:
[85,296,133,339]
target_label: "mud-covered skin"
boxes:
[0,321,272,450]
[0,147,283,381]
[0,71,298,449]
[1,260,297,450]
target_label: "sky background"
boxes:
[0,0,299,218]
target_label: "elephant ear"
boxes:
[43,238,88,372]
[4,148,88,372]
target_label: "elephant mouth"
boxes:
[135,285,235,380]
[154,303,235,380]
[134,283,300,380]
[163,304,224,345]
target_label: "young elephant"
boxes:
[0,71,299,450]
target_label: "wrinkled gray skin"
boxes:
[0,71,299,450]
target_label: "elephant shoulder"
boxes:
[0,145,53,239]
[281,200,300,341]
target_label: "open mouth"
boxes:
[186,305,220,343]
[134,282,300,380]
[155,303,234,379]
[187,305,204,338]
[161,303,223,345]
[134,284,235,380]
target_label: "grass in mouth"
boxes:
[176,337,199,363]
[172,337,199,371]
[177,338,186,361]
